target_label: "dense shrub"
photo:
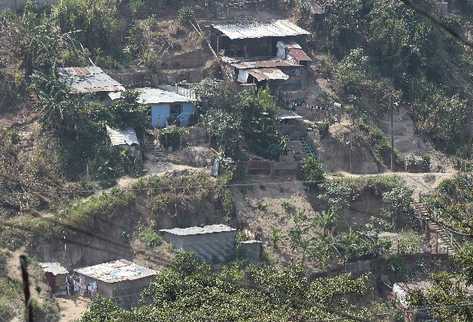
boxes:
[159,126,189,150]
[81,253,373,321]
[52,0,123,61]
[302,156,325,191]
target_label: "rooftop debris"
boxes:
[212,19,310,40]
[158,84,198,101]
[159,224,236,236]
[277,41,312,63]
[108,87,193,105]
[58,66,125,94]
[106,126,140,146]
[288,48,312,62]
[38,262,69,276]
[231,58,301,70]
[74,259,157,284]
[247,68,289,81]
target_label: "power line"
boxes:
[1,221,169,268]
[20,255,33,322]
[400,0,473,49]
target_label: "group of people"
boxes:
[46,273,97,298]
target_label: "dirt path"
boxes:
[332,171,456,200]
[56,297,91,322]
[115,162,203,190]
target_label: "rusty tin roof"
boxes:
[59,66,125,94]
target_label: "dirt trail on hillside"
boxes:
[57,297,90,322]
[332,171,456,200]
[116,162,204,189]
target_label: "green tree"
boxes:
[408,272,473,321]
[1,0,67,83]
[52,0,122,61]
[302,156,325,191]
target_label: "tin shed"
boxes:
[211,19,310,58]
[160,224,237,263]
[73,259,157,308]
[39,262,69,296]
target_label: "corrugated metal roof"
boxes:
[108,88,192,105]
[212,19,311,40]
[106,126,139,146]
[278,111,303,120]
[160,224,236,236]
[158,85,198,101]
[39,262,68,276]
[74,259,157,284]
[58,66,125,94]
[248,68,289,81]
[231,58,301,70]
[288,48,312,62]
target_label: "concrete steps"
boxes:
[413,203,458,255]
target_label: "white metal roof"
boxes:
[106,126,139,146]
[108,88,192,105]
[212,19,310,40]
[160,224,236,236]
[39,262,69,276]
[58,66,125,94]
[74,259,156,284]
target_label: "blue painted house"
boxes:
[109,87,196,128]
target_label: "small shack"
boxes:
[278,110,305,138]
[109,88,195,128]
[38,262,69,296]
[211,19,310,58]
[73,259,157,308]
[276,41,312,66]
[212,19,312,91]
[225,57,307,91]
[160,224,237,263]
[58,66,125,97]
[106,126,142,170]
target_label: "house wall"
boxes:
[151,103,171,128]
[180,102,194,126]
[212,33,306,58]
[151,103,195,128]
[76,274,153,309]
[162,230,237,263]
[112,277,154,308]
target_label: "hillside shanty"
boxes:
[58,66,125,97]
[108,87,196,128]
[73,259,157,309]
[38,262,69,296]
[210,19,312,91]
[160,224,237,263]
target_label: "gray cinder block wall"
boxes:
[160,225,237,263]
[238,240,263,262]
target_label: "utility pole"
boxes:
[20,255,33,322]
[390,95,394,171]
